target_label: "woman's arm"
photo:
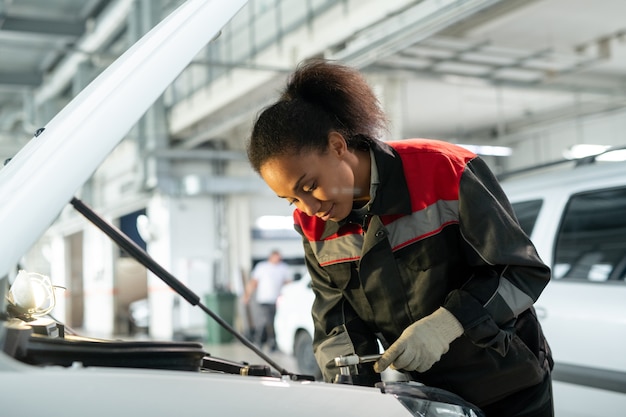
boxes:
[444,156,551,355]
[301,238,381,384]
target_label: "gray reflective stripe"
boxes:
[552,362,626,394]
[312,233,363,266]
[494,276,534,316]
[387,200,459,250]
[314,325,357,381]
[312,200,459,266]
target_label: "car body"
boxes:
[0,1,485,416]
[274,150,626,417]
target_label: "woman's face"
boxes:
[259,133,366,222]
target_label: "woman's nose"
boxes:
[299,196,321,217]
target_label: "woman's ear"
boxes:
[327,131,347,157]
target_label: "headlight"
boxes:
[378,381,485,417]
[7,270,58,320]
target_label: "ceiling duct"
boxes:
[328,0,506,69]
[34,0,135,107]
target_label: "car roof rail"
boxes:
[497,144,626,181]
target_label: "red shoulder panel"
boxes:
[388,139,476,211]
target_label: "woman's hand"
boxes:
[374,307,463,373]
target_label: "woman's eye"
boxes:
[304,182,317,193]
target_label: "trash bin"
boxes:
[204,292,237,344]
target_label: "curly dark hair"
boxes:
[247,59,388,173]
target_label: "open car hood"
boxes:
[0,0,245,280]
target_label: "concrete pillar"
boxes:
[368,73,405,141]
[145,193,175,339]
[49,234,67,324]
[82,219,115,337]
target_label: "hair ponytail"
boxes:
[247,59,387,173]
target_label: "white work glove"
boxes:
[374,307,463,373]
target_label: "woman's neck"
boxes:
[352,148,371,203]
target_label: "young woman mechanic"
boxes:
[247,59,554,416]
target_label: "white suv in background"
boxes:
[274,148,626,417]
[500,149,626,417]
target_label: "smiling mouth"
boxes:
[319,204,334,221]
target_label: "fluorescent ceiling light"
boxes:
[254,215,294,231]
[183,175,202,195]
[562,144,610,160]
[456,143,513,156]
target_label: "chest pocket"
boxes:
[393,223,462,273]
[392,224,464,317]
[320,261,355,291]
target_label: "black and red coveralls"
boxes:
[293,138,553,411]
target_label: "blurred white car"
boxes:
[275,274,321,379]
[129,298,150,335]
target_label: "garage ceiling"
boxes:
[0,0,625,165]
[336,0,626,142]
[0,0,112,160]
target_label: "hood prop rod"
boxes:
[70,196,310,380]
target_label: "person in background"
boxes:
[243,249,292,351]
[246,59,553,416]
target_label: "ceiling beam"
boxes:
[0,71,41,87]
[328,0,506,69]
[0,15,84,37]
